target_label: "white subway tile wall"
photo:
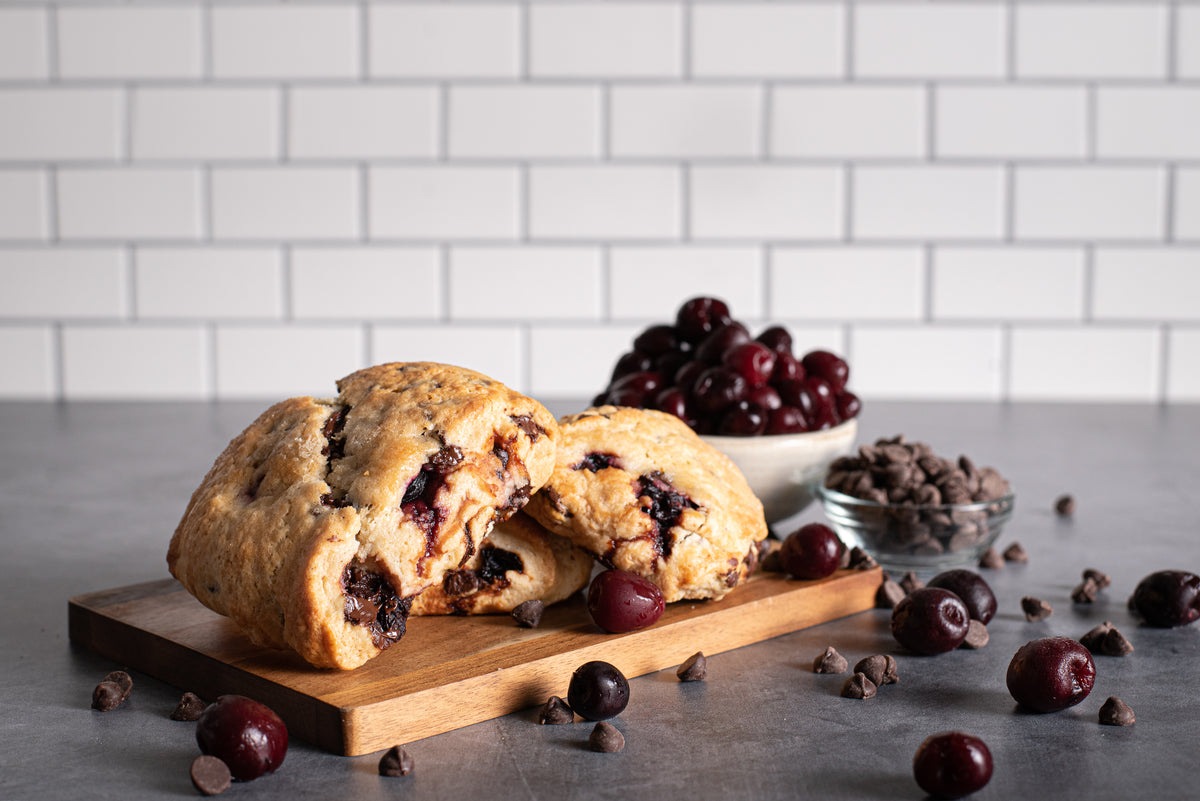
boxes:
[0,0,1196,403]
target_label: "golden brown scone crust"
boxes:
[167,362,558,670]
[410,512,592,615]
[524,406,767,602]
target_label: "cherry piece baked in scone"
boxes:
[167,362,558,670]
[524,406,768,602]
[410,511,591,616]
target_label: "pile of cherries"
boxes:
[595,297,861,436]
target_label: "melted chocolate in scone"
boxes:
[525,406,768,603]
[167,362,558,670]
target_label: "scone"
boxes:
[524,406,768,602]
[167,362,558,670]
[410,511,592,616]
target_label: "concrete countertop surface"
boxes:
[1,400,1197,800]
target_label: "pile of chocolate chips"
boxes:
[825,436,1012,558]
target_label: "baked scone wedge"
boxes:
[167,362,558,669]
[524,406,768,602]
[410,511,592,616]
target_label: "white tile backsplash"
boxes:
[0,0,1195,404]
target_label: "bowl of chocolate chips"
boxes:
[593,297,861,523]
[815,435,1014,571]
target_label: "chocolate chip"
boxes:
[589,721,625,752]
[1054,494,1076,516]
[875,577,906,609]
[1021,596,1053,622]
[961,619,989,649]
[538,696,574,725]
[1101,627,1135,656]
[1098,697,1135,726]
[1071,577,1099,604]
[1002,542,1029,563]
[853,655,898,687]
[847,546,878,571]
[1082,568,1111,589]
[91,681,126,712]
[190,755,231,796]
[378,745,415,777]
[840,672,877,700]
[978,547,1004,570]
[103,670,133,696]
[899,571,924,595]
[812,646,849,675]
[676,652,707,682]
[170,692,207,722]
[511,599,544,629]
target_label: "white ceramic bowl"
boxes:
[703,418,858,525]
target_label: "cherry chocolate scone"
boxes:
[167,362,558,670]
[525,405,768,602]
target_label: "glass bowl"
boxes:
[815,484,1015,572]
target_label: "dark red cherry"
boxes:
[746,384,782,411]
[1130,570,1200,627]
[722,341,777,388]
[196,696,288,782]
[633,324,679,357]
[798,376,835,423]
[567,661,630,721]
[770,352,805,386]
[610,350,653,383]
[654,350,691,384]
[891,588,970,655]
[673,360,707,394]
[765,405,809,435]
[607,370,663,408]
[801,350,850,394]
[755,325,793,355]
[718,400,767,436]
[1006,637,1096,713]
[835,390,861,421]
[695,322,750,365]
[778,523,842,580]
[653,388,696,427]
[690,367,748,416]
[587,570,665,633]
[913,731,993,799]
[927,570,997,624]
[676,297,732,344]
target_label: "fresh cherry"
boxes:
[567,661,630,721]
[653,388,695,426]
[718,400,767,436]
[690,367,748,416]
[607,370,663,408]
[722,341,777,388]
[1006,637,1095,713]
[610,350,653,383]
[633,324,679,357]
[835,390,861,421]
[755,325,793,355]
[913,731,993,799]
[676,297,732,344]
[587,570,665,634]
[694,322,751,365]
[798,376,835,423]
[778,523,843,580]
[801,350,850,394]
[196,695,288,782]
[927,570,997,624]
[770,352,805,386]
[1130,570,1200,627]
[673,360,707,394]
[891,588,970,655]
[746,384,782,411]
[765,405,809,435]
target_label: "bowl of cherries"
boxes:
[593,297,860,524]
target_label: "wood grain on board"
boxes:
[69,567,881,756]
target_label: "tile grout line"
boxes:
[438,82,450,161]
[923,244,935,323]
[45,165,59,243]
[46,3,59,82]
[359,0,369,82]
[123,84,135,163]
[201,0,213,81]
[680,162,691,242]
[520,162,531,243]
[280,244,293,322]
[761,244,772,318]
[926,83,937,160]
[1165,163,1177,242]
[125,245,138,321]
[439,244,451,323]
[520,0,531,81]
[760,82,772,160]
[599,243,612,323]
[51,321,65,401]
[1159,323,1172,403]
[201,164,213,242]
[359,162,370,242]
[1000,321,1013,402]
[1006,0,1017,81]
[844,0,855,80]
[601,83,612,161]
[1086,83,1098,161]
[279,85,290,162]
[206,321,218,400]
[681,0,693,80]
[1168,0,1179,82]
[1082,244,1095,323]
[843,163,854,242]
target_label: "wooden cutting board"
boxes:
[68,567,881,757]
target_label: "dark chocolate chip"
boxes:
[813,646,849,675]
[676,652,707,682]
[1021,596,1053,622]
[1098,697,1135,726]
[1082,568,1111,589]
[589,721,625,753]
[91,681,126,712]
[875,578,906,609]
[1101,627,1135,657]
[378,745,415,777]
[1002,542,1029,563]
[103,670,133,696]
[538,696,574,725]
[1071,577,1099,604]
[190,755,231,796]
[847,546,878,571]
[840,672,877,700]
[961,619,989,649]
[1054,494,1076,516]
[511,599,544,629]
[853,655,898,686]
[170,692,207,722]
[978,547,1004,570]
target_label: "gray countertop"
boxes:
[2,400,1198,800]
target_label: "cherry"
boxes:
[778,523,842,580]
[567,661,630,721]
[722,341,777,388]
[654,350,691,384]
[927,570,997,624]
[694,322,750,365]
[676,297,732,344]
[1130,570,1200,627]
[653,388,696,427]
[913,731,993,799]
[196,695,288,782]
[587,570,665,633]
[690,367,748,416]
[891,588,970,655]
[607,371,663,408]
[801,350,850,394]
[633,324,679,357]
[756,325,793,355]
[798,376,835,422]
[765,405,809,435]
[610,350,653,383]
[746,384,782,411]
[770,352,805,386]
[673,360,707,394]
[1006,637,1096,713]
[835,390,861,421]
[718,400,767,436]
